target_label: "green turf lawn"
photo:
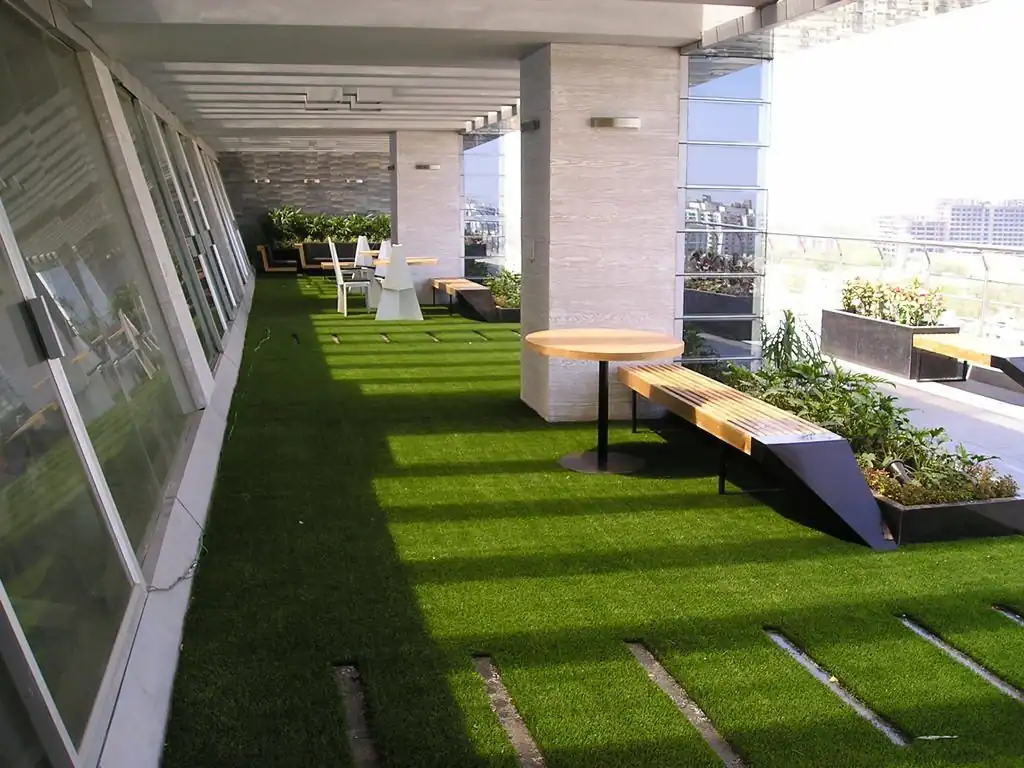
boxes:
[163,277,1024,768]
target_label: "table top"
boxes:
[373,257,439,266]
[524,328,685,362]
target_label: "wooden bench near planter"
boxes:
[619,363,895,551]
[430,278,520,322]
[912,333,1024,389]
[256,245,297,274]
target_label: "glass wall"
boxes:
[0,13,192,555]
[461,118,521,277]
[116,85,221,362]
[677,55,772,367]
[0,5,139,750]
[165,127,239,317]
[0,2,250,764]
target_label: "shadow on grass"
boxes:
[162,280,495,768]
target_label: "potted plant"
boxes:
[484,268,521,322]
[719,313,1022,544]
[820,277,961,378]
[262,207,391,270]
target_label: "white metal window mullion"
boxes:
[203,154,252,283]
[0,196,143,768]
[0,201,144,586]
[186,141,245,294]
[143,112,230,332]
[168,132,239,310]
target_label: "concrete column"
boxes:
[520,44,680,422]
[389,131,463,302]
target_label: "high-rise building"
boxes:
[880,199,1024,248]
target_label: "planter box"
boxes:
[495,307,520,323]
[820,308,961,379]
[682,289,754,342]
[878,495,1024,545]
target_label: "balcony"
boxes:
[160,277,1024,768]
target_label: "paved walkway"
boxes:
[847,365,1024,488]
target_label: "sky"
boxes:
[767,0,1024,235]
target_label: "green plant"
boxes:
[719,315,1017,505]
[263,207,391,246]
[485,268,521,309]
[265,204,308,248]
[841,277,945,326]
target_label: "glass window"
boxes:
[679,188,767,233]
[116,86,219,362]
[687,57,770,100]
[0,7,188,555]
[182,140,244,300]
[0,226,133,749]
[685,100,768,145]
[0,656,51,767]
[162,126,238,316]
[683,144,764,188]
[144,119,228,337]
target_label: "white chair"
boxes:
[367,240,390,310]
[329,240,370,316]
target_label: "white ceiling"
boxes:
[76,0,754,151]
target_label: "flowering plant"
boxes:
[841,277,945,327]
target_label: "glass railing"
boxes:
[764,231,1024,346]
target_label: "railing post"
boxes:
[980,252,991,337]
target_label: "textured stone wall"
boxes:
[520,44,680,422]
[218,151,390,250]
[390,131,464,302]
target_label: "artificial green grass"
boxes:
[163,277,1024,768]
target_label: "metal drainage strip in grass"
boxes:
[899,615,1024,704]
[472,655,546,767]
[333,664,379,767]
[993,604,1024,627]
[426,331,441,343]
[627,643,746,768]
[764,629,909,747]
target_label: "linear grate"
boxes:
[899,615,1024,704]
[628,642,745,767]
[333,664,378,767]
[765,629,909,746]
[472,655,546,767]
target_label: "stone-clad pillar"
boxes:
[390,131,463,302]
[519,44,679,421]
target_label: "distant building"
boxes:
[683,194,757,259]
[879,198,1024,249]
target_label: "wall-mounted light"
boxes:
[589,117,642,129]
[414,163,440,170]
[303,178,321,184]
[252,177,271,184]
[345,178,364,184]
[521,119,541,133]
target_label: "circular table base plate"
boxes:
[559,451,645,475]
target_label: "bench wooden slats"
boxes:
[619,362,894,551]
[620,365,833,454]
[913,333,1024,389]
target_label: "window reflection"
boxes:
[0,658,51,767]
[0,8,188,555]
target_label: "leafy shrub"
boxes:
[485,268,521,309]
[841,277,945,326]
[264,206,391,248]
[718,312,1018,505]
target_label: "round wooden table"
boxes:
[523,328,684,474]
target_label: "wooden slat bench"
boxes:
[256,245,297,274]
[619,363,894,551]
[912,333,1024,389]
[431,277,494,317]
